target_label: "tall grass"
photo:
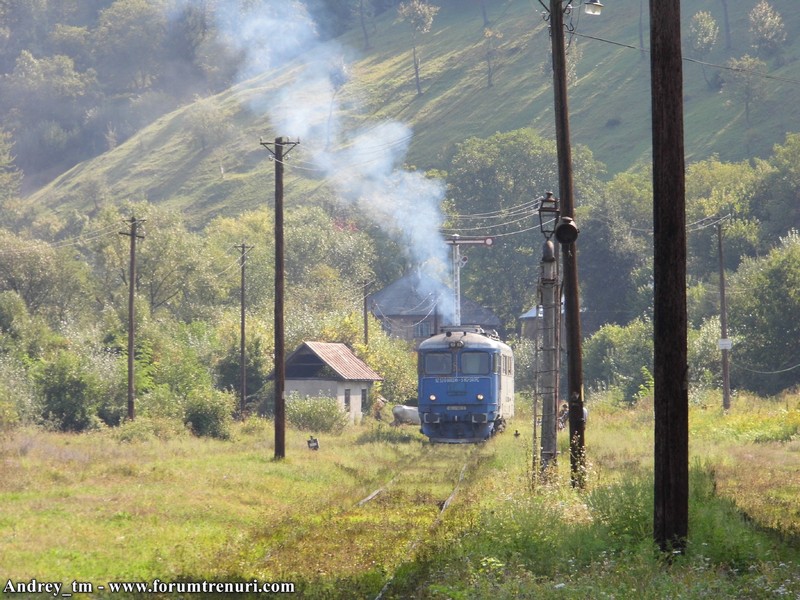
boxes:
[383,393,800,599]
[2,394,799,598]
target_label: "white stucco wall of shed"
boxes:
[285,379,371,423]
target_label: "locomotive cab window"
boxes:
[424,352,452,375]
[461,352,491,375]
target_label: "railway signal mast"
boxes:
[445,234,493,327]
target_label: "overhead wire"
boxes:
[0,221,122,256]
[446,198,542,220]
[574,31,800,86]
[441,210,539,233]
[731,358,800,375]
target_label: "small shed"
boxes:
[284,341,383,423]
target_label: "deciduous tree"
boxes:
[688,11,719,89]
[728,231,800,394]
[725,54,766,125]
[749,0,786,60]
[397,0,439,95]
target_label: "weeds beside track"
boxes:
[219,439,487,597]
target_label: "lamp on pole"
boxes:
[540,0,602,487]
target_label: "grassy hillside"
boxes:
[24,0,800,224]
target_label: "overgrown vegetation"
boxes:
[285,394,349,434]
[1,395,798,598]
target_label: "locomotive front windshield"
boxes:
[423,350,493,376]
[424,352,452,375]
[460,351,491,375]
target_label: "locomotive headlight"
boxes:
[429,394,437,401]
[476,394,485,401]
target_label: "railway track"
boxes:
[253,440,488,594]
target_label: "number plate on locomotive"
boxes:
[447,405,467,410]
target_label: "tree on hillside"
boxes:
[204,210,274,311]
[83,204,229,322]
[483,27,502,88]
[445,129,603,331]
[580,170,653,332]
[724,54,766,125]
[92,0,168,91]
[358,0,376,50]
[129,208,227,321]
[749,0,786,61]
[0,129,21,209]
[685,156,762,279]
[162,1,216,97]
[752,133,800,240]
[0,230,94,324]
[0,51,99,173]
[397,0,439,96]
[728,230,800,395]
[687,11,720,89]
[719,0,732,50]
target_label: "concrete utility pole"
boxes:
[235,242,254,417]
[548,0,585,488]
[261,136,299,459]
[650,0,689,554]
[539,240,560,473]
[120,217,145,421]
[717,222,731,410]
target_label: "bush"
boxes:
[138,384,184,420]
[285,394,348,434]
[0,355,37,426]
[0,397,18,434]
[183,388,234,439]
[112,416,187,443]
[238,414,272,437]
[584,319,653,404]
[37,350,102,432]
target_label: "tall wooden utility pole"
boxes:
[717,223,731,410]
[650,0,689,553]
[120,217,145,421]
[548,0,585,488]
[261,136,298,459]
[363,281,370,345]
[236,242,254,417]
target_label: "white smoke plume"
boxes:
[176,0,455,321]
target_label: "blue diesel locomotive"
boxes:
[417,325,514,443]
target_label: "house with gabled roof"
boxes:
[368,271,502,347]
[285,341,383,423]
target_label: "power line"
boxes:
[447,198,542,220]
[442,210,539,233]
[731,358,800,375]
[0,222,121,255]
[574,31,800,86]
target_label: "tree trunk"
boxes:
[412,44,422,95]
[720,0,732,51]
[360,0,371,50]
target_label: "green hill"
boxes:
[25,0,800,224]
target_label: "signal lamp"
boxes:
[584,0,604,16]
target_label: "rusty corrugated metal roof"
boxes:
[294,341,383,382]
